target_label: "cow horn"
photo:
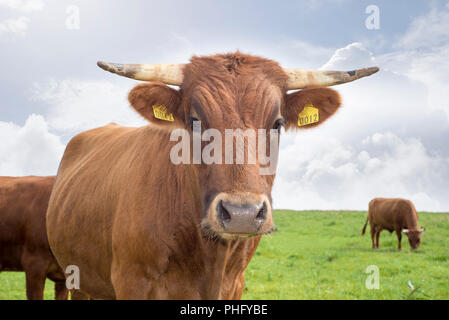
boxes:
[97,62,184,86]
[285,67,379,90]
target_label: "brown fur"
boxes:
[47,52,343,299]
[0,176,68,300]
[362,198,424,250]
[284,86,342,130]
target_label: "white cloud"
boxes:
[0,77,153,177]
[321,42,376,70]
[274,132,448,212]
[0,0,44,36]
[0,0,44,12]
[273,37,449,212]
[378,3,449,120]
[32,79,146,135]
[0,114,65,176]
[397,3,449,50]
[0,16,29,35]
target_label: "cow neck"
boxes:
[180,165,260,299]
[404,209,419,230]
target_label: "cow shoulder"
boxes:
[60,124,128,168]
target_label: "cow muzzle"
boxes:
[201,192,274,239]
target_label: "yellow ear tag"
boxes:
[152,104,174,122]
[298,104,319,127]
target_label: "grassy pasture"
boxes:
[0,210,448,300]
[243,210,449,300]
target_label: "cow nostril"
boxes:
[256,202,267,221]
[218,200,231,223]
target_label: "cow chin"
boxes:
[200,220,275,241]
[200,192,275,240]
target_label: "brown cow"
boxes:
[361,198,425,250]
[47,52,378,299]
[0,176,68,300]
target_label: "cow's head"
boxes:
[403,227,425,249]
[98,52,378,239]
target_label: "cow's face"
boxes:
[403,227,425,249]
[127,53,343,239]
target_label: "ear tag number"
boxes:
[298,104,319,127]
[152,104,174,122]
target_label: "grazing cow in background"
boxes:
[47,52,378,299]
[0,176,68,300]
[361,198,425,250]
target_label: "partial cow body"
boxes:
[47,124,259,299]
[361,198,424,250]
[0,176,68,300]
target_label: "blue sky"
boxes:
[1,0,448,211]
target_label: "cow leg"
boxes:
[24,267,47,300]
[22,250,53,300]
[370,225,376,249]
[375,229,381,249]
[54,280,69,300]
[396,230,402,251]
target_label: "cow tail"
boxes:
[361,218,368,236]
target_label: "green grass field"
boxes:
[1,210,448,300]
[243,210,449,300]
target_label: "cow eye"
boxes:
[273,118,285,130]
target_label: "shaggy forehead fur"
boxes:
[180,52,289,129]
[183,52,288,86]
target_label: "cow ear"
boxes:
[283,86,342,131]
[128,82,183,126]
[419,227,425,232]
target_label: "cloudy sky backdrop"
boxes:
[1,0,448,211]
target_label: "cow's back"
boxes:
[0,176,55,271]
[368,198,417,230]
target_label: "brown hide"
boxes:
[0,176,67,300]
[47,124,260,299]
[46,52,345,300]
[362,198,424,250]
